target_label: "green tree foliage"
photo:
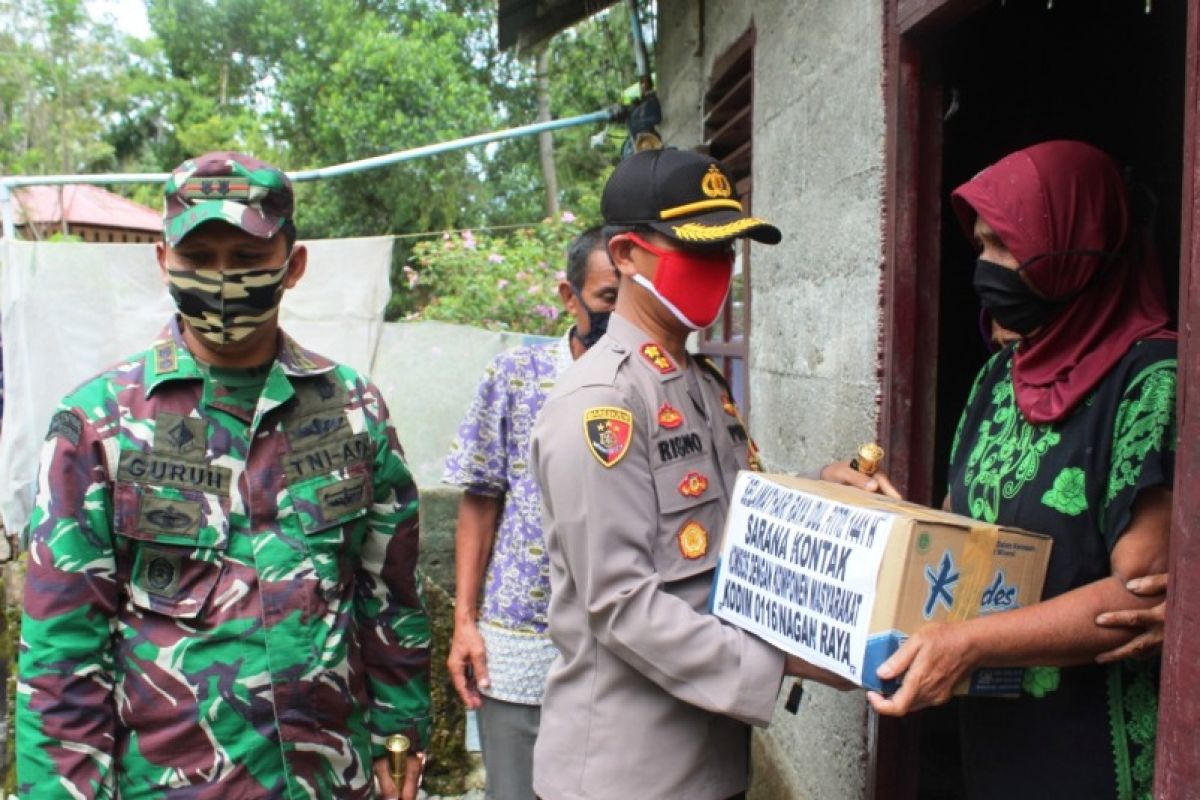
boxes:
[2,0,648,328]
[0,0,134,174]
[406,213,583,334]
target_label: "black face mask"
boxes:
[570,286,612,349]
[972,258,1060,335]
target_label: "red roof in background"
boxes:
[12,184,161,233]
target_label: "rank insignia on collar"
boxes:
[677,520,708,560]
[720,393,738,417]
[657,402,684,429]
[678,471,709,498]
[640,343,677,375]
[154,341,177,374]
[584,407,634,468]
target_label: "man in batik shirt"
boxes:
[17,151,430,800]
[444,226,617,800]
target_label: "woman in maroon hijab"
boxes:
[863,141,1174,799]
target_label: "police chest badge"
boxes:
[657,402,684,429]
[583,407,634,468]
[677,520,708,559]
[678,471,708,498]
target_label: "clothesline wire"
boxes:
[386,219,570,241]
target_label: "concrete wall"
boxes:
[657,2,887,798]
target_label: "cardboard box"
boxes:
[711,472,1052,695]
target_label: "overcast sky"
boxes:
[87,0,151,39]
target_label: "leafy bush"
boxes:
[404,213,586,336]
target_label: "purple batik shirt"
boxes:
[443,334,572,703]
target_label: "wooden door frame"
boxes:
[1155,3,1200,796]
[878,1,1200,798]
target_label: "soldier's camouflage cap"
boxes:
[602,149,781,245]
[163,151,293,247]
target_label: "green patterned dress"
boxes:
[947,338,1175,800]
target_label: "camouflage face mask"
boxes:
[167,261,290,348]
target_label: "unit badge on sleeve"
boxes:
[583,407,634,468]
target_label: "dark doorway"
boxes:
[933,0,1187,507]
[918,2,1187,797]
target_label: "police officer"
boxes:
[530,149,849,800]
[17,152,430,800]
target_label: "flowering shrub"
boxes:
[405,213,587,336]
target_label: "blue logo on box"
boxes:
[923,550,959,618]
[980,570,1018,614]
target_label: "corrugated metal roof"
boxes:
[12,184,161,232]
[498,0,619,51]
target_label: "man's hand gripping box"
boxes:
[711,473,1052,695]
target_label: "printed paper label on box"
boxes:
[712,472,894,684]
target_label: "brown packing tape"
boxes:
[948,527,997,693]
[949,525,1000,622]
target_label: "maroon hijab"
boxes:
[951,140,1175,424]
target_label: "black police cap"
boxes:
[601,149,782,245]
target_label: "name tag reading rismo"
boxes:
[117,451,232,495]
[286,432,373,482]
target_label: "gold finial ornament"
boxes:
[851,443,885,477]
[700,164,733,198]
[385,734,410,792]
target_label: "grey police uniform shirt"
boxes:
[530,313,785,800]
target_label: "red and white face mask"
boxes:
[626,234,735,330]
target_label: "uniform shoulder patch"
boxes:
[46,410,83,447]
[640,343,677,375]
[583,407,634,468]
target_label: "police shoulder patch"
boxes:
[583,407,634,468]
[46,410,83,447]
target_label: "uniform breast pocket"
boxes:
[112,481,229,619]
[284,464,374,583]
[651,459,723,582]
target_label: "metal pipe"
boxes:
[3,172,169,189]
[0,107,622,237]
[626,0,653,95]
[289,108,620,181]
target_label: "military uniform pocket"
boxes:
[113,481,229,618]
[651,459,723,582]
[284,464,373,589]
[285,467,373,534]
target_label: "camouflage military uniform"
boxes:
[17,317,431,799]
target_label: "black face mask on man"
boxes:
[972,258,1060,336]
[570,285,612,349]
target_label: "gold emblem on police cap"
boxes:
[701,164,732,199]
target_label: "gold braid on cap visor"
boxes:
[671,217,771,242]
[659,198,743,219]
